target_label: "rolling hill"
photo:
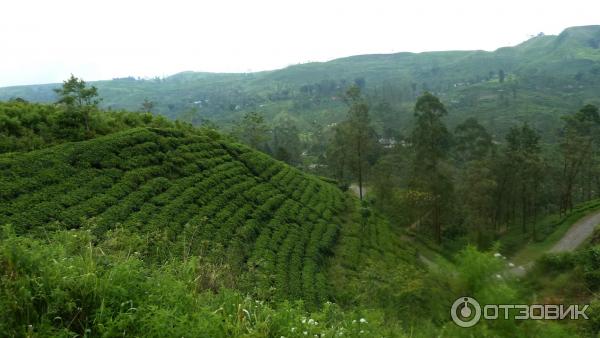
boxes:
[0,122,432,336]
[0,127,350,302]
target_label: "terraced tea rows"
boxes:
[0,128,346,302]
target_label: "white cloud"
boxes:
[0,0,598,87]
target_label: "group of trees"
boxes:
[321,85,600,248]
[232,112,303,166]
[429,102,596,247]
[326,86,377,199]
[559,104,600,214]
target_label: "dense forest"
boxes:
[2,26,600,338]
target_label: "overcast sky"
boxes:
[1,0,598,87]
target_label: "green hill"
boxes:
[0,127,348,302]
[1,26,600,138]
[0,122,435,336]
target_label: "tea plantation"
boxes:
[0,112,437,337]
[0,127,344,303]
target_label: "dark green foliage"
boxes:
[327,86,377,199]
[53,75,101,136]
[580,246,600,291]
[411,92,451,167]
[559,104,600,214]
[410,92,453,243]
[453,117,493,162]
[537,252,577,271]
[0,100,181,153]
[494,123,544,236]
[232,111,270,150]
[271,117,302,165]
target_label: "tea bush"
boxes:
[0,127,347,304]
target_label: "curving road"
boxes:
[509,209,600,276]
[549,210,600,253]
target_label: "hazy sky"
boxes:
[1,0,598,87]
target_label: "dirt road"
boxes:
[549,210,600,253]
[509,209,600,276]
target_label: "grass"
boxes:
[0,226,394,337]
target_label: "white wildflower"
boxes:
[359,318,367,323]
[508,262,515,267]
[493,253,502,258]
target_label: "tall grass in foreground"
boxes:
[0,225,390,338]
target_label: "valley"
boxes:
[1,23,600,338]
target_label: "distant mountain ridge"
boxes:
[1,25,599,137]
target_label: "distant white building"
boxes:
[378,138,398,149]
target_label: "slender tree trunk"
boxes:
[587,161,592,201]
[532,177,538,241]
[357,141,363,200]
[339,151,346,182]
[477,223,483,249]
[521,183,527,234]
[84,110,90,133]
[560,157,568,216]
[434,199,441,244]
[511,187,516,227]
